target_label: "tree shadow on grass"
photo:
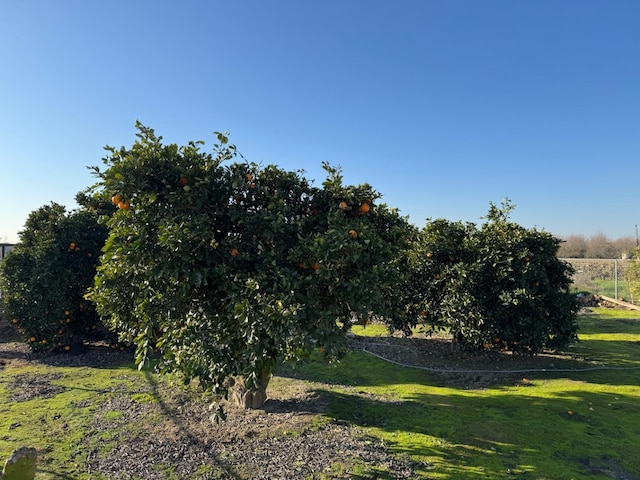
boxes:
[312,387,640,480]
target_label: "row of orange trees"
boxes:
[0,124,578,410]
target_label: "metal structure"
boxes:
[561,258,639,305]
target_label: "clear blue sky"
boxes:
[1,1,639,244]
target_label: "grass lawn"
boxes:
[1,307,639,479]
[281,308,640,479]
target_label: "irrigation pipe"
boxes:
[355,342,640,375]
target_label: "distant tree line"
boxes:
[557,233,638,259]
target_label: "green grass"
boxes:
[0,363,140,479]
[284,308,640,479]
[573,280,636,304]
[2,308,640,479]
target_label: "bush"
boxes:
[409,200,578,354]
[0,199,112,352]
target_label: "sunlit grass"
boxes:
[285,308,640,479]
[2,308,640,479]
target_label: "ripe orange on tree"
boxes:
[117,201,130,210]
[230,248,239,257]
[339,201,348,210]
[112,194,122,205]
[359,202,370,214]
[348,229,358,239]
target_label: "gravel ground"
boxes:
[1,324,421,479]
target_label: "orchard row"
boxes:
[0,124,578,410]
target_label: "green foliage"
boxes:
[625,247,640,303]
[0,200,112,352]
[408,199,578,353]
[87,123,412,410]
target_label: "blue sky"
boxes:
[1,1,639,244]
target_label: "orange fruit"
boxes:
[348,229,358,239]
[246,173,253,182]
[12,318,18,324]
[64,310,70,315]
[524,256,530,262]
[426,252,433,258]
[311,262,321,271]
[359,202,370,213]
[30,337,36,342]
[179,176,189,186]
[66,318,72,324]
[483,342,490,349]
[112,194,122,205]
[75,246,80,252]
[249,183,256,189]
[41,339,47,345]
[230,248,239,257]
[117,201,130,210]
[69,242,76,250]
[64,345,71,351]
[339,201,348,210]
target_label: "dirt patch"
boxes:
[351,333,587,389]
[7,372,67,402]
[78,376,418,479]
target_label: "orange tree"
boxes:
[0,198,113,352]
[408,200,578,354]
[87,123,412,413]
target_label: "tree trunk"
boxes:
[229,368,272,409]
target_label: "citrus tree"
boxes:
[0,198,113,352]
[88,123,412,414]
[409,200,578,354]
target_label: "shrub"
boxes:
[409,199,578,354]
[0,199,112,352]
